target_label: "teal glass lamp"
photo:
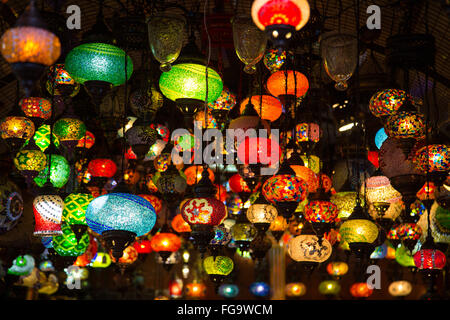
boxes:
[85,193,156,260]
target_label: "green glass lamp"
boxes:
[52,223,90,267]
[62,191,94,242]
[34,153,70,189]
[203,255,234,284]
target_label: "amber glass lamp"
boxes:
[150,225,182,264]
[0,116,35,154]
[0,0,61,96]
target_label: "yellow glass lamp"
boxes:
[388,280,412,298]
[326,261,349,278]
[203,255,234,283]
[339,202,379,258]
[0,116,35,153]
[0,0,60,96]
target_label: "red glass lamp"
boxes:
[350,282,373,298]
[251,0,310,48]
[87,158,117,187]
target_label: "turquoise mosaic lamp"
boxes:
[85,193,156,260]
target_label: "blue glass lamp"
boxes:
[218,284,239,299]
[375,128,388,150]
[249,281,270,298]
[85,193,156,260]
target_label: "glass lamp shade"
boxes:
[155,168,188,195]
[87,159,117,178]
[339,218,379,244]
[388,280,412,297]
[194,110,219,129]
[133,239,152,254]
[33,194,64,236]
[150,232,181,252]
[53,118,86,144]
[147,14,185,72]
[364,175,402,204]
[74,236,98,267]
[185,282,207,298]
[184,166,215,186]
[215,184,228,202]
[226,193,244,216]
[319,280,341,296]
[236,136,281,166]
[368,200,402,222]
[46,64,80,97]
[320,32,357,91]
[19,97,51,122]
[210,226,232,246]
[397,222,422,241]
[0,179,23,234]
[295,122,320,143]
[350,282,373,298]
[85,193,157,237]
[0,116,35,141]
[370,243,387,259]
[395,244,415,267]
[125,125,157,148]
[249,281,270,297]
[369,89,407,118]
[285,282,306,297]
[153,153,172,172]
[385,111,425,140]
[14,149,47,180]
[304,200,338,223]
[208,86,236,111]
[203,256,234,276]
[62,193,94,225]
[64,43,133,86]
[375,128,388,150]
[110,245,138,265]
[76,131,95,149]
[231,15,267,74]
[287,235,332,262]
[181,197,227,226]
[159,63,223,103]
[34,154,71,188]
[247,202,278,224]
[290,166,319,193]
[331,192,359,220]
[240,95,283,122]
[266,70,309,98]
[52,223,89,257]
[231,221,257,242]
[326,261,349,277]
[171,213,192,233]
[413,144,450,173]
[251,0,310,31]
[24,124,59,152]
[218,284,239,299]
[91,252,112,268]
[0,26,60,66]
[228,174,252,193]
[413,248,446,270]
[262,174,308,204]
[8,255,35,276]
[270,215,288,232]
[264,48,286,73]
[416,182,436,201]
[138,194,162,215]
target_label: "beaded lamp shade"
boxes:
[33,194,64,236]
[181,197,227,226]
[53,118,87,144]
[85,193,157,237]
[385,111,426,140]
[290,165,319,193]
[413,144,450,173]
[239,95,283,122]
[65,43,133,86]
[14,148,47,178]
[52,223,89,256]
[368,89,407,118]
[363,175,402,203]
[19,97,51,122]
[264,48,286,73]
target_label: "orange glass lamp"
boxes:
[266,70,309,119]
[110,245,138,265]
[239,95,283,122]
[184,165,215,186]
[185,281,207,299]
[19,97,52,127]
[171,213,192,236]
[0,116,35,154]
[269,215,288,241]
[138,194,163,215]
[326,261,349,278]
[0,0,61,96]
[251,0,310,49]
[285,282,306,297]
[150,226,182,264]
[350,282,373,299]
